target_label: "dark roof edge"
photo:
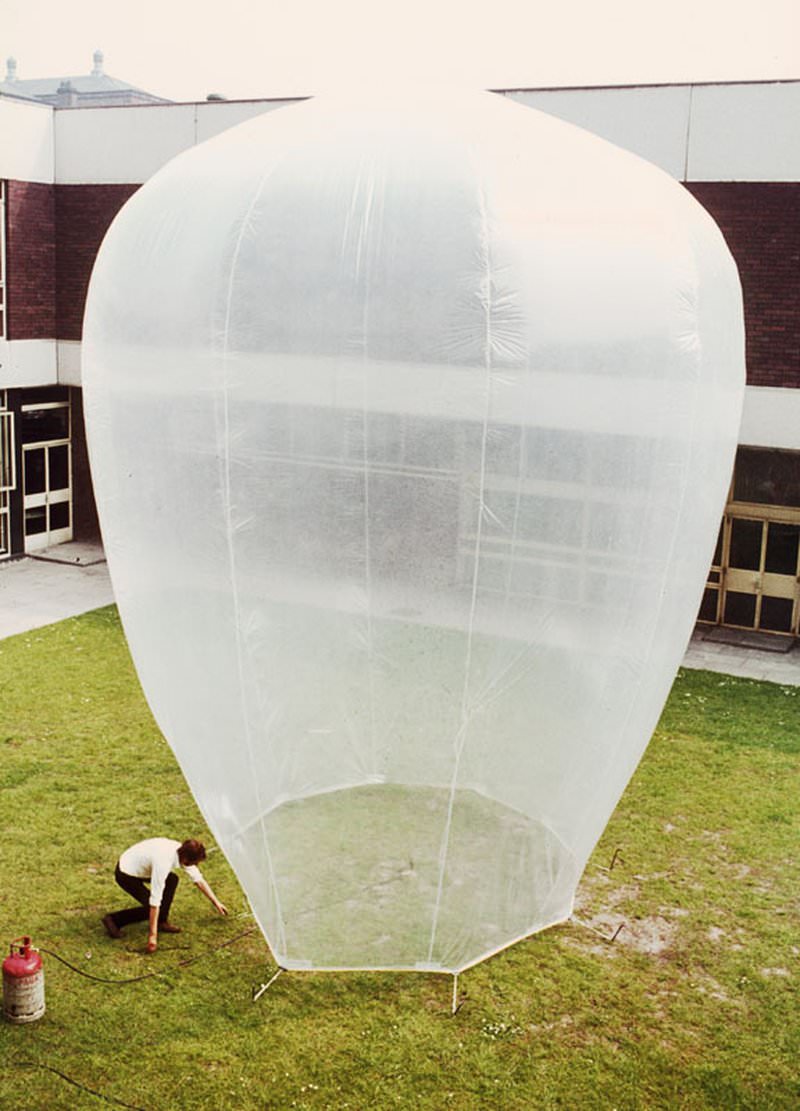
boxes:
[52,94,310,111]
[492,77,800,94]
[0,89,51,106]
[134,77,800,104]
[9,77,800,112]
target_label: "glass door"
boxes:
[760,522,800,633]
[698,524,724,624]
[722,516,800,635]
[23,441,72,552]
[20,395,72,553]
[0,400,14,557]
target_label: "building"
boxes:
[0,51,171,107]
[0,77,798,639]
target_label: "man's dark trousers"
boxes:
[107,863,178,928]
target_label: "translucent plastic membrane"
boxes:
[83,90,744,972]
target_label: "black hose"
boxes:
[9,1059,147,1111]
[5,928,264,1109]
[38,926,260,984]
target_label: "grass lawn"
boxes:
[1,606,798,1110]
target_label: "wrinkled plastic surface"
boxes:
[83,90,745,973]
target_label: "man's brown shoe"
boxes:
[102,914,122,939]
[159,922,182,934]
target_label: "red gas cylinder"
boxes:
[2,936,45,1024]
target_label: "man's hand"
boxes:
[196,877,228,916]
[147,934,158,953]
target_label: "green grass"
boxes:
[1,607,798,1110]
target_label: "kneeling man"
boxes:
[102,837,228,952]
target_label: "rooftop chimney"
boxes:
[92,49,104,77]
[57,79,78,107]
[6,57,17,82]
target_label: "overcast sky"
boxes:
[3,0,798,102]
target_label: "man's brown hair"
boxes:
[178,838,206,865]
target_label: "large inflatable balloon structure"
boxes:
[83,90,744,973]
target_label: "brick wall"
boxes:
[687,183,800,389]
[5,180,56,339]
[70,387,100,541]
[5,176,799,390]
[55,184,140,340]
[4,180,138,341]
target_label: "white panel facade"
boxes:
[0,98,54,184]
[505,86,691,178]
[57,340,82,386]
[688,82,800,182]
[195,98,297,144]
[740,387,800,451]
[0,339,58,388]
[48,81,800,187]
[61,338,795,455]
[55,104,196,184]
[55,99,301,184]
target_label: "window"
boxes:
[733,447,800,509]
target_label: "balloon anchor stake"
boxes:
[571,918,627,944]
[451,973,460,1016]
[253,967,284,1003]
[600,846,624,873]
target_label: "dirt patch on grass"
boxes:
[574,874,641,910]
[598,914,677,955]
[572,874,681,955]
[568,911,679,956]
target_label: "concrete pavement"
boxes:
[0,541,114,640]
[1,541,799,686]
[682,625,800,686]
